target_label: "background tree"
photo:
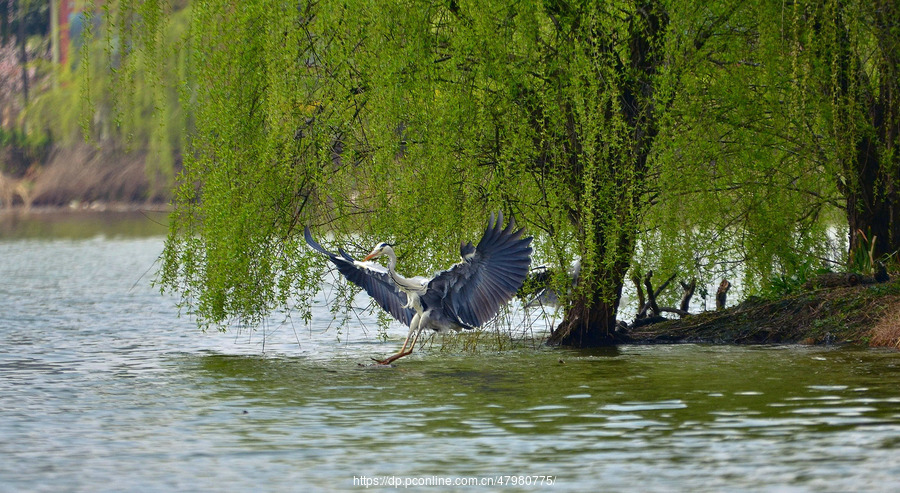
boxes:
[1,0,49,140]
[792,0,900,265]
[3,2,190,202]
[636,1,846,298]
[642,0,900,294]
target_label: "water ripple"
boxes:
[602,400,688,412]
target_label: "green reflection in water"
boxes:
[187,345,900,441]
[0,209,168,239]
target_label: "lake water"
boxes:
[1,211,899,492]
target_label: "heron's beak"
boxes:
[363,252,378,261]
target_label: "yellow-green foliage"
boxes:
[121,0,893,334]
[634,1,847,301]
[634,0,898,302]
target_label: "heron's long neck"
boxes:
[383,249,398,273]
[384,249,419,292]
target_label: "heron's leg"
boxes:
[373,315,420,365]
[404,329,422,353]
[396,330,415,354]
[374,330,420,364]
[375,329,422,365]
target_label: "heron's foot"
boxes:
[372,350,413,365]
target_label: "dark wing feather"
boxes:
[304,227,415,326]
[426,212,533,328]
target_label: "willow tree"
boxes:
[123,0,850,347]
[334,0,675,346]
[630,0,900,304]
[516,1,670,346]
[653,0,900,285]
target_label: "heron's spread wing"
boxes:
[428,212,533,327]
[304,227,415,326]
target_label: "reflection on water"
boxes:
[1,214,899,492]
[0,209,169,239]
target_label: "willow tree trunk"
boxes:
[547,1,667,347]
[549,258,631,346]
[847,135,900,262]
[842,1,900,263]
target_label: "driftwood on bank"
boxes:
[632,270,698,324]
[642,271,662,318]
[634,270,676,318]
[632,273,646,318]
[679,279,696,313]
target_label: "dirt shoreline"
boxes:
[623,279,900,349]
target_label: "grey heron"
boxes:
[304,212,533,364]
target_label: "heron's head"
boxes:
[363,242,394,261]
